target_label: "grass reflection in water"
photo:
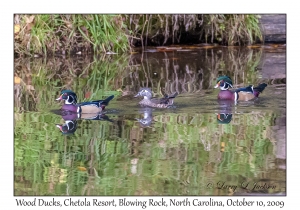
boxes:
[14,47,286,196]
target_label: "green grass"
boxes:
[14,14,263,57]
[14,14,130,57]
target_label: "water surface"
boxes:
[14,45,286,196]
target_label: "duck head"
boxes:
[214,76,233,90]
[134,88,152,100]
[56,90,78,104]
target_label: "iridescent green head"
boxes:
[214,76,233,90]
[56,90,78,104]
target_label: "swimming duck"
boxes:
[134,88,178,108]
[214,76,267,101]
[56,90,114,113]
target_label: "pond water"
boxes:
[14,45,286,196]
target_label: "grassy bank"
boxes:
[14,14,262,57]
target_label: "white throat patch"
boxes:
[65,96,72,104]
[220,86,228,90]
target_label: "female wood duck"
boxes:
[214,76,267,101]
[134,88,178,108]
[56,90,114,113]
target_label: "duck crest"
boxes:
[216,76,233,85]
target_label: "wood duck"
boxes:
[56,90,114,114]
[214,76,267,101]
[134,88,178,108]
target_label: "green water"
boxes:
[14,46,286,196]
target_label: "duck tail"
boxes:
[166,92,178,99]
[253,83,267,97]
[101,95,115,106]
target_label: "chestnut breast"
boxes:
[218,90,235,100]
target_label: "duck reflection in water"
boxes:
[216,100,235,124]
[52,110,113,134]
[56,119,78,135]
[135,107,153,127]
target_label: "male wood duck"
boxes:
[56,90,114,114]
[214,76,267,101]
[134,88,178,108]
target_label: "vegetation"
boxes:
[15,110,284,196]
[125,14,262,46]
[14,14,130,57]
[14,14,263,57]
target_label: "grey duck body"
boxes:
[134,88,178,108]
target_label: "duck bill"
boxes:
[56,124,63,131]
[134,93,140,98]
[214,83,220,88]
[56,95,63,101]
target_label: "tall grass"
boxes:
[14,14,130,57]
[124,14,262,47]
[14,14,263,57]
